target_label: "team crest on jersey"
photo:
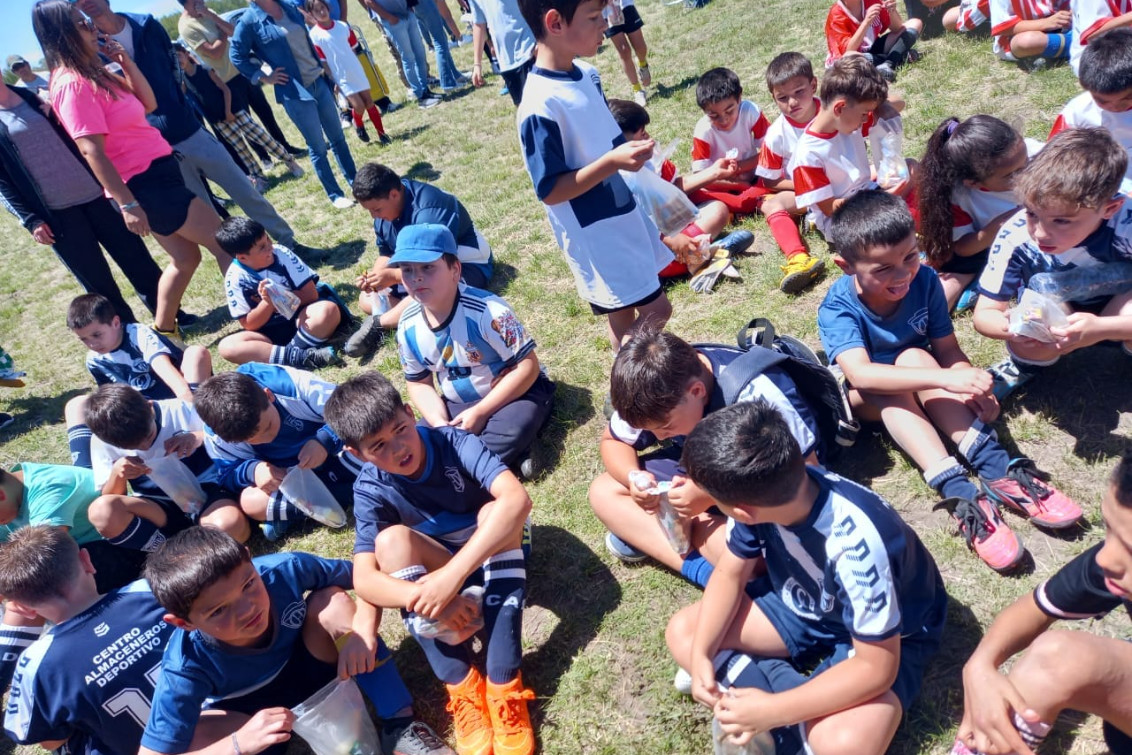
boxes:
[284,414,304,432]
[93,622,110,637]
[464,341,482,364]
[281,601,306,629]
[781,577,832,620]
[907,308,929,336]
[491,312,525,350]
[444,467,465,493]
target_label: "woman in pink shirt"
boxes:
[33,0,229,338]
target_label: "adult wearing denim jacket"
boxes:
[76,0,301,245]
[359,0,440,107]
[231,0,358,208]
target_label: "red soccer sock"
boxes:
[766,211,806,258]
[366,105,386,135]
[680,222,706,238]
[351,109,364,128]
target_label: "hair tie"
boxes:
[945,120,959,136]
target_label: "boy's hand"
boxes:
[1045,9,1071,29]
[667,475,712,517]
[691,654,722,708]
[114,456,150,481]
[1049,312,1097,347]
[336,631,377,679]
[958,662,1040,755]
[627,470,661,513]
[662,233,701,263]
[967,392,1001,424]
[715,688,775,746]
[863,3,882,24]
[164,432,201,459]
[407,568,463,619]
[448,405,488,435]
[436,592,479,632]
[254,461,286,493]
[941,367,994,397]
[608,139,655,172]
[296,439,329,470]
[357,268,399,292]
[262,67,290,85]
[712,157,739,180]
[256,279,277,310]
[235,708,294,755]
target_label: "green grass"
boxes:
[2,0,1131,752]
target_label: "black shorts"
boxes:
[501,56,535,107]
[258,283,354,345]
[126,154,196,236]
[605,4,644,37]
[589,285,663,315]
[214,638,337,715]
[937,248,989,276]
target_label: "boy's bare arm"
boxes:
[972,296,1012,339]
[677,157,737,194]
[352,552,423,608]
[151,354,193,402]
[293,279,320,307]
[599,425,643,485]
[837,347,990,395]
[929,332,974,369]
[406,376,450,427]
[541,140,654,206]
[690,549,758,705]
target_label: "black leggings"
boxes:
[865,27,919,67]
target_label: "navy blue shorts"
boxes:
[605,4,644,37]
[938,248,988,275]
[258,283,354,345]
[214,637,337,715]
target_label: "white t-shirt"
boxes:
[1069,0,1132,73]
[950,138,1044,239]
[690,99,770,179]
[789,122,877,236]
[308,21,369,96]
[1052,92,1132,181]
[756,104,817,182]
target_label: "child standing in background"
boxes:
[603,0,652,105]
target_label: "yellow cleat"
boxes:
[779,253,825,294]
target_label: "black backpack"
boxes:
[697,318,859,461]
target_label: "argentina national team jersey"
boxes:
[86,323,182,400]
[5,581,173,755]
[353,425,507,553]
[397,284,536,403]
[202,363,343,491]
[224,247,316,328]
[726,467,947,644]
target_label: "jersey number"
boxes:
[101,663,161,727]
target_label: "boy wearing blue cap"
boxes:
[392,224,554,474]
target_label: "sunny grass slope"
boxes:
[0,0,1129,752]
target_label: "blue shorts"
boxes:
[745,576,943,712]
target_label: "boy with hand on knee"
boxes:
[139,527,452,755]
[217,217,345,371]
[391,224,555,473]
[666,400,947,755]
[65,293,212,468]
[819,191,1082,573]
[955,451,1132,755]
[325,372,536,755]
[86,383,249,550]
[824,0,922,79]
[989,0,1071,65]
[973,129,1132,395]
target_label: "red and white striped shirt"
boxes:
[789,121,876,236]
[757,102,819,182]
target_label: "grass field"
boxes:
[2,0,1131,752]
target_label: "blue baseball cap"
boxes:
[388,223,457,266]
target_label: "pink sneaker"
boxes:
[982,458,1084,530]
[935,495,1025,572]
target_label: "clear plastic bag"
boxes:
[408,585,485,645]
[621,141,699,236]
[869,117,908,190]
[291,678,381,755]
[1008,288,1070,343]
[712,715,776,755]
[1028,262,1132,303]
[263,279,301,320]
[279,467,348,527]
[628,471,691,555]
[144,454,206,517]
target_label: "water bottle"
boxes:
[1027,262,1132,303]
[373,287,393,315]
[870,117,908,190]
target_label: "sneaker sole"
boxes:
[605,533,648,564]
[779,260,825,294]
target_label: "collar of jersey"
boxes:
[803,124,838,140]
[784,100,820,129]
[531,64,583,81]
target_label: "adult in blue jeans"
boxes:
[412,0,467,91]
[359,0,441,107]
[231,0,358,208]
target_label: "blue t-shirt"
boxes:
[726,467,947,645]
[143,553,353,754]
[467,0,535,72]
[202,363,343,491]
[817,265,952,366]
[5,581,172,755]
[373,179,480,258]
[353,425,507,553]
[86,323,183,400]
[978,200,1132,304]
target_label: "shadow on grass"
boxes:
[827,424,897,487]
[0,387,85,432]
[488,261,520,297]
[321,239,370,271]
[531,381,596,478]
[181,304,234,340]
[651,75,700,100]
[392,124,432,144]
[405,160,442,182]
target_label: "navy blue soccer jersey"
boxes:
[726,467,947,645]
[353,425,507,553]
[202,363,343,491]
[142,553,353,754]
[86,323,183,400]
[373,179,478,257]
[5,581,173,755]
[223,247,316,330]
[1034,541,1132,620]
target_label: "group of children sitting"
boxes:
[2,0,1132,752]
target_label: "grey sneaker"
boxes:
[382,720,455,755]
[418,95,441,109]
[301,346,342,370]
[988,358,1035,401]
[605,531,648,564]
[343,314,386,358]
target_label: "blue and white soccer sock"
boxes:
[268,345,307,368]
[67,423,93,468]
[392,565,473,685]
[288,328,327,351]
[266,493,306,524]
[0,620,44,691]
[352,635,414,719]
[925,456,980,501]
[106,515,166,552]
[483,549,525,684]
[958,420,1010,481]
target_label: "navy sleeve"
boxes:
[519,114,570,202]
[374,220,397,258]
[451,429,508,492]
[1034,543,1124,619]
[725,518,764,560]
[273,551,354,591]
[924,268,955,340]
[352,477,402,554]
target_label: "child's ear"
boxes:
[163,613,193,631]
[345,444,361,459]
[4,601,40,622]
[688,379,708,401]
[832,255,852,274]
[543,7,564,34]
[728,505,757,525]
[263,388,275,404]
[1101,196,1125,220]
[831,99,845,117]
[110,315,121,328]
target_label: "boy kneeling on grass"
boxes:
[325,371,536,755]
[666,399,948,755]
[139,526,454,755]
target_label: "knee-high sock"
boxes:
[68,424,93,468]
[0,621,44,691]
[352,636,414,718]
[351,109,365,128]
[106,515,166,552]
[482,549,525,684]
[288,328,327,350]
[884,28,919,65]
[365,106,386,135]
[925,456,980,501]
[392,566,473,685]
[958,420,1010,481]
[766,211,806,258]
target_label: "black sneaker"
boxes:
[378,132,393,146]
[356,125,370,143]
[301,346,342,370]
[291,243,327,265]
[285,145,308,158]
[176,310,199,327]
[381,720,455,755]
[343,315,386,358]
[518,454,538,480]
[0,412,14,431]
[418,95,441,109]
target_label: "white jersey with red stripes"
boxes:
[989,0,1071,56]
[1051,92,1132,180]
[789,124,876,236]
[956,0,991,31]
[1069,0,1132,72]
[756,103,817,182]
[691,99,770,180]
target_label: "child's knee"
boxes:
[665,604,700,664]
[374,524,419,568]
[808,690,901,755]
[588,472,629,513]
[893,347,938,368]
[306,585,353,626]
[202,502,250,542]
[1014,630,1092,693]
[904,17,923,33]
[64,394,89,425]
[87,494,124,530]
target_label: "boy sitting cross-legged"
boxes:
[818,190,1082,573]
[666,400,948,755]
[139,527,453,755]
[391,224,556,475]
[216,217,345,370]
[324,372,537,755]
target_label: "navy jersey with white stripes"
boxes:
[5,581,172,755]
[727,467,947,644]
[142,553,352,754]
[86,323,183,400]
[1034,541,1131,620]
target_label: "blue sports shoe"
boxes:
[955,285,979,314]
[605,532,648,564]
[988,358,1035,402]
[261,519,292,542]
[713,230,755,256]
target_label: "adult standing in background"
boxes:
[6,57,50,97]
[468,0,534,105]
[358,0,441,108]
[231,0,359,209]
[413,0,468,91]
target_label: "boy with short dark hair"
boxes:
[193,365,356,541]
[954,451,1132,755]
[666,400,947,755]
[347,162,495,357]
[690,67,821,293]
[973,129,1132,389]
[390,224,555,472]
[515,0,674,351]
[820,190,1082,572]
[139,526,451,755]
[1051,29,1132,181]
[589,327,825,577]
[217,216,344,370]
[324,371,536,755]
[85,383,249,550]
[64,293,212,468]
[824,0,922,78]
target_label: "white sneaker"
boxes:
[673,667,692,695]
[633,89,647,106]
[331,196,356,209]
